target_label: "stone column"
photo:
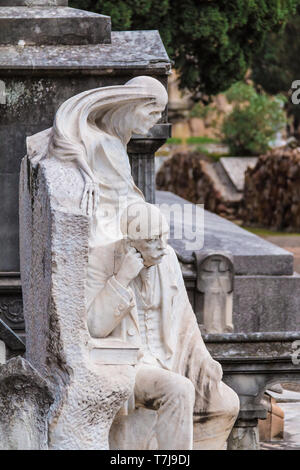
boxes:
[128,124,171,203]
[227,419,260,450]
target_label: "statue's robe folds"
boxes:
[87,244,239,450]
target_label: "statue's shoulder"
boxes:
[165,245,181,272]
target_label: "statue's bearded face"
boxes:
[130,234,168,268]
[122,201,169,267]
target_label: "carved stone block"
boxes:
[0,357,53,450]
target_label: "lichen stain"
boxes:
[5,80,51,115]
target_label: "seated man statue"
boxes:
[87,202,239,450]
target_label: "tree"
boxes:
[222,82,287,155]
[251,9,300,95]
[251,8,300,137]
[70,1,299,99]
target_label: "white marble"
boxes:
[88,202,239,450]
[196,252,234,334]
[20,76,239,450]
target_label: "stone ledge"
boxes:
[0,1,68,5]
[0,7,111,45]
[0,31,171,72]
[203,332,300,423]
[156,190,294,275]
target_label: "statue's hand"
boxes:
[115,247,144,287]
[80,179,100,216]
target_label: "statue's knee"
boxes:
[172,376,195,406]
[225,386,240,418]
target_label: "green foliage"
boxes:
[222,82,287,156]
[70,0,299,98]
[251,7,300,132]
[251,8,300,95]
[166,137,182,145]
[186,136,219,145]
[189,102,212,119]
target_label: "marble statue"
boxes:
[20,76,239,450]
[88,202,239,450]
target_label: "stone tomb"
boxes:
[18,79,239,450]
[0,0,171,332]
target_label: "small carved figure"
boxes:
[195,252,234,334]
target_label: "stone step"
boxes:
[0,6,111,45]
[267,389,300,404]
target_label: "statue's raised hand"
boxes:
[115,246,144,288]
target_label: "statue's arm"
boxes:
[76,156,100,215]
[87,275,134,338]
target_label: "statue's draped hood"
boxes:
[45,77,167,247]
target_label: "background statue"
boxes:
[195,251,234,334]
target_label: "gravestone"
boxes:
[220,157,258,192]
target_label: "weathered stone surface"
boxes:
[19,151,136,449]
[228,423,260,450]
[204,331,300,450]
[0,1,68,5]
[0,356,53,450]
[0,7,111,46]
[233,274,300,332]
[0,31,170,70]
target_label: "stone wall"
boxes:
[242,147,300,231]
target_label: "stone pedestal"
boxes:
[203,331,300,450]
[227,419,260,450]
[0,356,53,450]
